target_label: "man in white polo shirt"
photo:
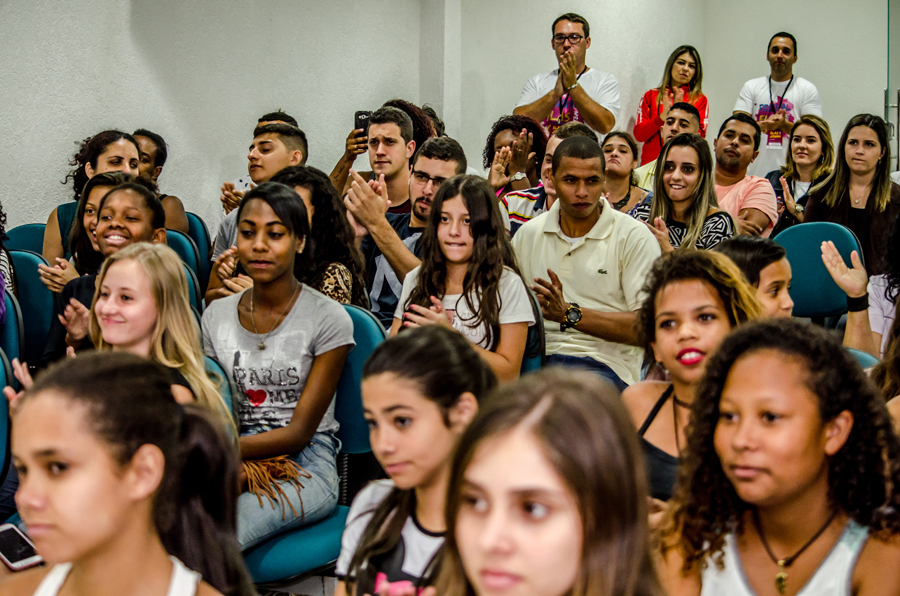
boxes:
[513,12,620,139]
[512,136,661,390]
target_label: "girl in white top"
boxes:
[0,351,255,596]
[334,326,494,596]
[660,319,900,596]
[392,175,534,381]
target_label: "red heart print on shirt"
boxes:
[246,389,267,407]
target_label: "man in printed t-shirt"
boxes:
[733,31,822,177]
[513,12,620,140]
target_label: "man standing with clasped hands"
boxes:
[514,12,621,140]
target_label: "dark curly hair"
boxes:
[270,166,368,307]
[62,131,139,202]
[482,114,548,170]
[668,319,900,573]
[382,99,436,157]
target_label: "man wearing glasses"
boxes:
[345,137,467,327]
[514,13,620,139]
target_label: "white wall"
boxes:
[0,0,421,229]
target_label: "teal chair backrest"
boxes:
[335,305,387,455]
[8,251,53,366]
[5,224,45,254]
[205,355,238,426]
[183,264,202,315]
[775,222,864,318]
[521,289,545,374]
[186,213,211,291]
[846,347,880,369]
[0,293,24,372]
[167,230,202,291]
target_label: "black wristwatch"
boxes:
[560,302,582,332]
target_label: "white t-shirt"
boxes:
[868,274,895,358]
[733,75,822,177]
[201,286,354,437]
[335,480,444,593]
[515,67,621,139]
[395,267,535,350]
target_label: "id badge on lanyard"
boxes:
[766,75,793,147]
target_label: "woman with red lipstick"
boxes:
[624,250,762,510]
[601,132,650,213]
[659,319,900,596]
[201,182,354,549]
[631,134,735,252]
[335,326,493,596]
[435,368,664,596]
[392,175,534,382]
[634,46,708,166]
[804,114,900,275]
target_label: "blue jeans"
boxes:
[545,355,628,393]
[237,431,340,550]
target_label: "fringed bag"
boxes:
[242,456,313,520]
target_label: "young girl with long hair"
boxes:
[392,175,534,381]
[434,368,664,596]
[716,235,794,318]
[632,133,735,252]
[602,131,650,213]
[201,181,354,549]
[335,326,496,596]
[660,319,900,595]
[634,45,708,166]
[0,352,255,596]
[624,250,763,510]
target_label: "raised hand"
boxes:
[559,51,578,89]
[345,170,389,231]
[489,146,512,190]
[61,298,90,345]
[39,258,79,294]
[509,128,535,176]
[779,176,803,221]
[220,182,245,214]
[344,128,368,158]
[821,241,868,298]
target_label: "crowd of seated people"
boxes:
[2,10,900,596]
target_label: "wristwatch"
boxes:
[794,204,805,214]
[510,171,528,183]
[560,302,582,332]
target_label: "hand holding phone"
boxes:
[0,524,42,571]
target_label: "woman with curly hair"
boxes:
[660,319,900,595]
[392,175,534,381]
[483,114,547,199]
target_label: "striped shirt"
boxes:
[500,185,549,237]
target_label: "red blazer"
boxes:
[634,86,708,165]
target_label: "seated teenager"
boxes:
[335,326,494,596]
[484,115,548,200]
[660,319,900,596]
[201,182,354,549]
[392,175,534,381]
[133,128,190,234]
[767,115,834,235]
[623,250,763,511]
[716,235,794,318]
[632,133,735,252]
[43,131,140,278]
[805,114,900,276]
[39,181,167,367]
[601,131,650,213]
[433,368,664,596]
[0,352,255,596]
[634,102,702,191]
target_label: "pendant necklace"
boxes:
[751,508,838,594]
[249,284,300,350]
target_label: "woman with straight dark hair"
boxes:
[334,326,495,596]
[634,46,708,166]
[602,131,651,213]
[805,114,900,275]
[435,368,664,596]
[0,352,254,596]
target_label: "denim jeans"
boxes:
[545,355,629,393]
[237,431,340,550]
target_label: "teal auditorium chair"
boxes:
[775,222,864,318]
[186,213,212,291]
[846,347,880,369]
[243,304,387,588]
[0,293,24,383]
[5,224,45,255]
[167,229,202,294]
[183,264,203,316]
[521,289,546,374]
[204,355,237,421]
[8,251,53,368]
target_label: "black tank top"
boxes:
[637,385,679,501]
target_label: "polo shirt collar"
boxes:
[543,197,615,241]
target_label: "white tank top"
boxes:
[700,520,869,596]
[33,556,201,596]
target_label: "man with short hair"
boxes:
[513,12,620,139]
[501,122,598,236]
[132,128,190,233]
[210,123,308,265]
[512,137,660,390]
[633,102,702,191]
[734,32,822,177]
[714,114,779,237]
[345,136,466,327]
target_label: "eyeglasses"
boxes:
[553,34,584,44]
[411,170,448,186]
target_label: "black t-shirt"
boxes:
[362,214,424,328]
[40,275,97,368]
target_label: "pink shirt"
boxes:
[715,176,779,238]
